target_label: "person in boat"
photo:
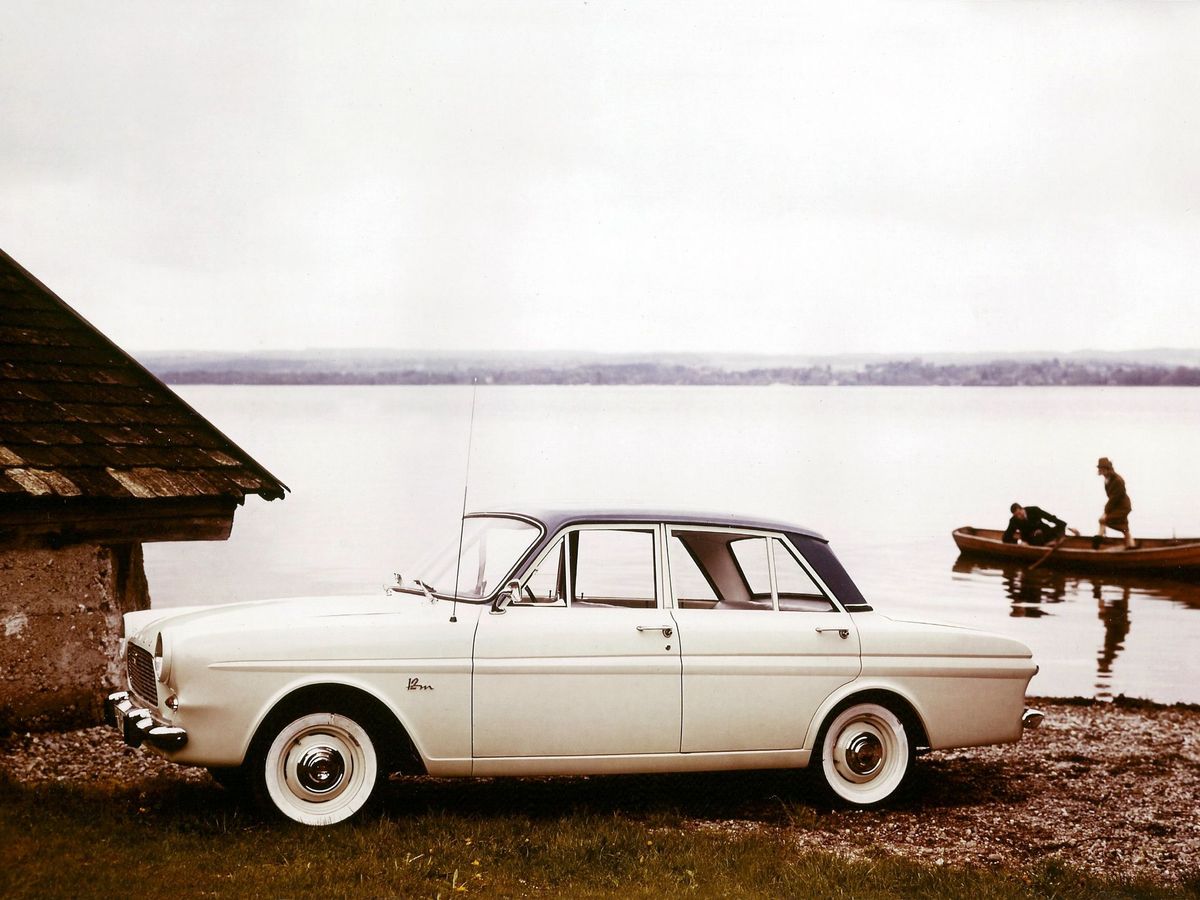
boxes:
[1096,456,1134,549]
[1002,503,1071,546]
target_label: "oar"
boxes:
[1029,527,1079,571]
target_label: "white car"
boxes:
[106,508,1041,826]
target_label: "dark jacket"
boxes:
[1003,506,1066,544]
[1104,473,1132,520]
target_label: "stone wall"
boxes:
[0,543,150,732]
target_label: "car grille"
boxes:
[126,643,158,706]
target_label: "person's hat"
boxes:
[1097,456,1113,469]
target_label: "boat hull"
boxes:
[952,527,1200,575]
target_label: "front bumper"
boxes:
[104,691,188,752]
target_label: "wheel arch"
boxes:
[248,681,427,776]
[807,685,930,755]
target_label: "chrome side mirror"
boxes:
[491,580,521,614]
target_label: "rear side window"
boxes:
[667,535,719,605]
[668,529,772,611]
[730,537,772,598]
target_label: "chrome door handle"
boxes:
[637,625,673,638]
[815,627,850,639]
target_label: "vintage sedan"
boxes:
[106,508,1041,825]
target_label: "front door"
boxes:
[472,525,682,758]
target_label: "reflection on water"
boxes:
[995,564,1068,616]
[953,556,1199,700]
[1094,582,1130,698]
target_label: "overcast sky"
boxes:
[2,1,1198,357]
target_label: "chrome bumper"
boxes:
[104,691,188,751]
[1021,707,1045,730]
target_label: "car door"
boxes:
[472,524,682,758]
[666,527,861,752]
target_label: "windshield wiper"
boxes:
[390,573,439,603]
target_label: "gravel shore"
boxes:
[3,697,1197,887]
[776,698,1200,886]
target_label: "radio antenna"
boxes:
[449,379,478,623]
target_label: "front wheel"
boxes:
[254,710,381,825]
[817,702,912,806]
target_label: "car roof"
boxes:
[469,506,827,543]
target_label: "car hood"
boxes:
[125,592,472,654]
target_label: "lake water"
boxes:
[143,385,1200,705]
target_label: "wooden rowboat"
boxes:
[952,526,1200,575]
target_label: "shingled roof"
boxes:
[0,248,287,547]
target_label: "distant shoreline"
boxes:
[149,358,1200,387]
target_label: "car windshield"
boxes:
[400,516,541,600]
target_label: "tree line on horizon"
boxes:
[152,358,1200,387]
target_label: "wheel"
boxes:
[817,702,912,806]
[253,710,381,825]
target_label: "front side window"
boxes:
[571,528,657,608]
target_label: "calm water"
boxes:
[143,385,1200,704]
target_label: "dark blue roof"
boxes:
[469,506,827,543]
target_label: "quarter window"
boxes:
[773,538,834,612]
[522,538,567,605]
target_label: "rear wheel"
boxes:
[817,702,912,806]
[252,709,381,825]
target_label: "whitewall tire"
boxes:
[261,712,380,826]
[818,702,912,806]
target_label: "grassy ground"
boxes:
[1,769,1194,900]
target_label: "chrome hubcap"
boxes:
[295,745,346,794]
[845,732,884,776]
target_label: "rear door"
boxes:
[666,527,861,752]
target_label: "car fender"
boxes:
[237,673,439,770]
[800,677,930,754]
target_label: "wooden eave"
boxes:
[0,248,289,533]
[0,496,240,549]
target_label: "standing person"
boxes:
[1002,503,1073,546]
[1096,456,1134,549]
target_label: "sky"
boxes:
[2,1,1198,357]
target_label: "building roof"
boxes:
[0,249,287,526]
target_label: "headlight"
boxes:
[153,632,172,684]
